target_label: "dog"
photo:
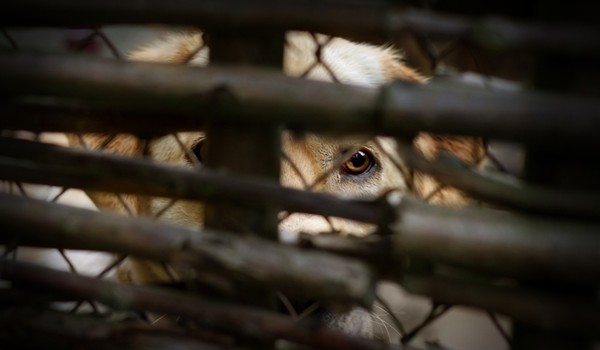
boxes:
[65,31,491,344]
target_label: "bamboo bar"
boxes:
[0,307,237,350]
[0,137,391,225]
[2,52,600,145]
[393,199,600,284]
[397,146,600,219]
[203,29,286,338]
[0,260,386,350]
[2,186,600,285]
[0,100,204,135]
[2,138,600,284]
[382,81,600,146]
[299,201,600,285]
[402,275,600,337]
[2,135,599,225]
[0,52,378,135]
[0,193,374,306]
[0,196,600,334]
[2,0,599,52]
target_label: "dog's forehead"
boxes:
[285,132,377,155]
[287,131,370,146]
[154,131,389,171]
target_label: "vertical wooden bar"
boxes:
[513,2,598,349]
[203,29,284,239]
[202,29,284,348]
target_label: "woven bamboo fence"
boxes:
[1,1,599,349]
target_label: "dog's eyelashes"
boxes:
[341,149,375,175]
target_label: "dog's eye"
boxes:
[341,149,374,175]
[191,140,205,163]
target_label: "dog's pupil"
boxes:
[192,142,203,162]
[351,151,367,167]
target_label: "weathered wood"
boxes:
[2,53,600,145]
[3,194,600,338]
[203,29,284,237]
[0,99,204,135]
[0,193,374,306]
[397,144,600,219]
[392,198,600,284]
[2,138,600,285]
[0,260,387,350]
[297,195,600,285]
[382,81,600,146]
[203,29,285,349]
[2,186,600,287]
[0,307,236,350]
[0,137,391,225]
[401,275,600,338]
[2,0,600,53]
[5,134,600,229]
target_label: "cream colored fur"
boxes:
[66,31,499,346]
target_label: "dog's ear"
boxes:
[379,50,484,206]
[379,49,427,84]
[414,134,485,165]
[128,31,206,64]
[67,134,146,215]
[412,133,485,206]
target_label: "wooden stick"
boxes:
[2,52,600,145]
[402,274,600,338]
[3,186,600,286]
[0,193,375,306]
[2,1,599,52]
[0,307,236,350]
[393,198,600,284]
[299,201,600,286]
[0,260,387,350]
[397,145,600,219]
[0,137,392,225]
[0,100,204,135]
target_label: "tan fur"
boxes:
[413,133,484,206]
[67,134,145,214]
[69,31,482,337]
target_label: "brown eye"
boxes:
[190,139,206,163]
[192,142,202,162]
[341,149,374,175]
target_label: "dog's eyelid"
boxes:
[191,136,206,146]
[340,146,378,159]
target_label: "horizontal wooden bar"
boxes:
[402,275,600,338]
[394,199,600,284]
[397,144,600,220]
[0,307,237,350]
[0,193,374,306]
[2,135,599,284]
[0,260,385,350]
[0,137,392,225]
[2,0,599,53]
[300,197,600,285]
[0,98,204,135]
[2,53,600,145]
[3,193,599,334]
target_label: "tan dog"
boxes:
[69,31,484,339]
